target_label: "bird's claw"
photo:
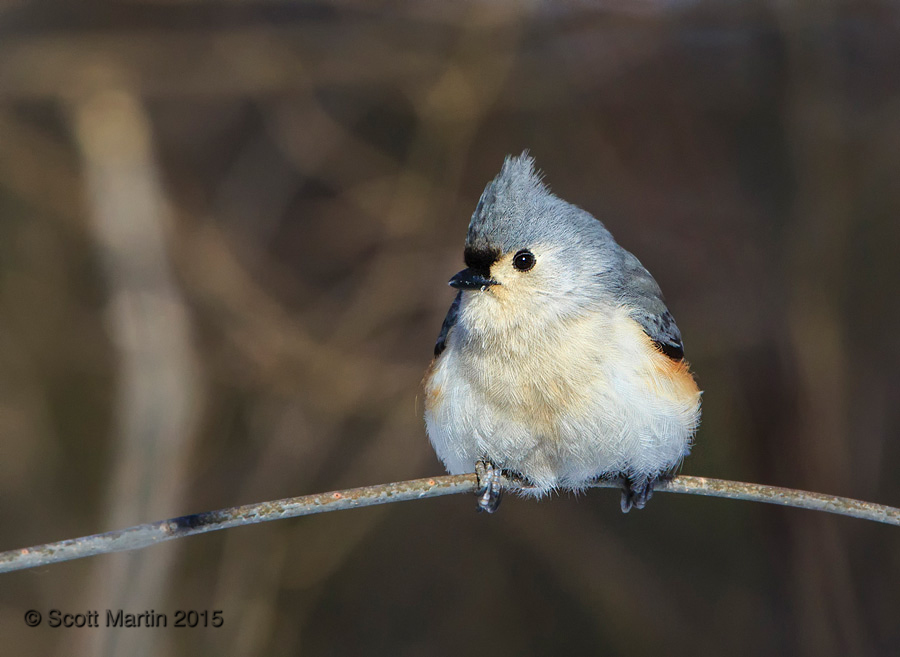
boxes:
[620,478,652,513]
[475,459,503,513]
[619,472,673,513]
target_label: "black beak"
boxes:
[448,268,499,291]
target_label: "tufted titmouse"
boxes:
[424,153,701,513]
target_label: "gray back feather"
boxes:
[434,290,461,357]
[611,250,684,359]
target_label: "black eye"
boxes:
[513,250,536,272]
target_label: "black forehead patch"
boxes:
[463,246,501,276]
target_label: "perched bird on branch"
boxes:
[424,153,701,513]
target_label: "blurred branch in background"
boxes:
[0,473,897,575]
[68,71,203,657]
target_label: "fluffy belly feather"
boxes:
[424,307,701,493]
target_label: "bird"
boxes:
[423,152,701,513]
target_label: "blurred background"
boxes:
[1,1,899,655]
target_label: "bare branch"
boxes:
[659,476,900,525]
[1,474,897,575]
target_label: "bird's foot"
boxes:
[618,472,674,513]
[475,459,503,513]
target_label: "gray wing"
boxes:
[434,291,462,357]
[615,250,685,361]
